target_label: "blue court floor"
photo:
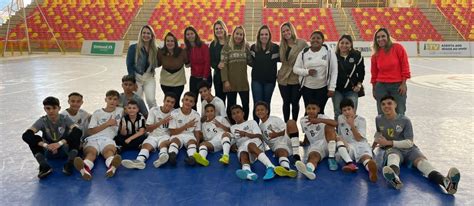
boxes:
[0,54,472,205]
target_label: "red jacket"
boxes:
[371,43,410,84]
[188,44,211,78]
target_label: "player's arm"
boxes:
[318,118,337,127]
[88,116,116,136]
[126,128,146,143]
[146,115,172,132]
[169,118,197,136]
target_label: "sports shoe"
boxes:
[105,155,122,178]
[274,166,297,178]
[122,159,146,170]
[184,155,196,166]
[263,167,276,180]
[342,162,358,173]
[445,167,461,195]
[74,157,92,181]
[219,154,229,165]
[193,153,209,167]
[367,160,378,182]
[38,163,53,179]
[293,154,301,161]
[383,166,403,190]
[236,169,258,181]
[295,161,316,180]
[153,153,169,168]
[328,158,338,171]
[62,161,74,176]
[168,152,177,166]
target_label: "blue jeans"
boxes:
[374,82,407,115]
[251,81,276,121]
[332,90,359,120]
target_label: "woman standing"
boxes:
[249,25,279,122]
[157,32,188,108]
[126,25,158,108]
[209,20,229,103]
[333,34,365,119]
[184,26,211,109]
[371,28,410,115]
[278,22,307,122]
[293,30,338,114]
[219,25,251,121]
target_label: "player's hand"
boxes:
[236,129,248,137]
[268,129,279,139]
[375,136,391,147]
[306,117,322,125]
[160,115,173,125]
[353,83,362,92]
[107,116,117,127]
[125,138,132,144]
[346,115,355,127]
[223,81,232,92]
[47,143,61,153]
[327,90,334,97]
[185,118,198,129]
[213,119,225,129]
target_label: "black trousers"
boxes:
[278,84,301,122]
[301,86,329,114]
[226,91,249,122]
[115,134,147,151]
[161,85,185,108]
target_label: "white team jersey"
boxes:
[259,116,286,144]
[61,109,91,137]
[300,114,331,144]
[169,108,201,135]
[202,116,230,141]
[201,97,227,117]
[147,106,173,137]
[230,120,262,147]
[87,107,124,140]
[337,114,367,144]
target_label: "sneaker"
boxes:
[367,160,378,182]
[328,158,338,171]
[219,154,229,165]
[236,169,258,181]
[293,154,301,161]
[274,166,297,178]
[105,155,122,178]
[62,161,74,176]
[74,157,92,181]
[168,152,177,166]
[38,163,53,179]
[193,153,209,167]
[184,155,196,166]
[342,162,358,173]
[383,166,403,190]
[122,159,146,170]
[445,167,461,195]
[263,167,276,180]
[295,161,316,180]
[153,153,169,168]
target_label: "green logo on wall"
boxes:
[91,42,115,54]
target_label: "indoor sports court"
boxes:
[0,0,473,205]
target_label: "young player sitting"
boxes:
[228,105,276,181]
[375,95,460,194]
[122,93,177,169]
[119,75,149,118]
[193,103,231,166]
[295,101,352,180]
[337,98,377,182]
[22,96,82,178]
[168,92,201,166]
[115,100,147,151]
[254,101,298,178]
[198,81,227,119]
[73,90,123,180]
[61,92,91,141]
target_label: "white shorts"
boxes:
[84,136,116,154]
[205,137,223,152]
[143,134,170,149]
[267,136,292,155]
[170,133,197,147]
[237,138,264,163]
[308,139,328,159]
[336,141,373,162]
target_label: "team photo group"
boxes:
[21,20,461,195]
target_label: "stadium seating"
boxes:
[148,0,245,43]
[262,8,339,42]
[433,0,473,40]
[352,7,443,41]
[6,0,141,48]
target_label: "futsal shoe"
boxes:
[445,167,461,195]
[62,161,74,176]
[168,152,177,166]
[105,155,122,178]
[184,155,196,166]
[295,161,316,180]
[367,160,378,182]
[153,153,169,168]
[263,167,276,180]
[274,166,297,178]
[38,163,53,179]
[219,154,229,165]
[193,153,209,167]
[74,157,92,181]
[342,163,358,173]
[328,158,338,171]
[383,166,403,190]
[122,159,146,170]
[236,169,258,181]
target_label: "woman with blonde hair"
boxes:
[210,20,229,102]
[126,25,159,108]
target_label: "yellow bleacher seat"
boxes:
[69,28,75,33]
[390,20,396,25]
[404,24,411,29]
[319,25,325,30]
[355,8,362,13]
[406,11,413,17]
[91,28,97,33]
[365,29,372,35]
[384,11,391,16]
[363,12,369,16]
[371,16,377,21]
[410,34,417,39]
[413,20,419,25]
[398,16,405,21]
[395,29,402,34]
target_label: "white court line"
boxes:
[0,62,109,96]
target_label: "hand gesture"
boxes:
[125,138,132,144]
[375,136,391,147]
[185,118,198,130]
[213,119,225,130]
[107,116,117,127]
[236,129,248,138]
[346,115,355,127]
[160,115,173,125]
[268,129,279,139]
[306,117,322,125]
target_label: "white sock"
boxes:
[199,145,208,158]
[187,144,197,157]
[105,156,113,168]
[159,147,168,156]
[257,152,275,168]
[328,140,336,158]
[168,142,179,154]
[363,159,371,171]
[279,157,290,169]
[417,159,436,177]
[84,159,94,170]
[306,162,315,172]
[291,137,299,155]
[336,141,352,163]
[242,163,251,171]
[137,149,149,162]
[387,153,401,167]
[221,137,231,156]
